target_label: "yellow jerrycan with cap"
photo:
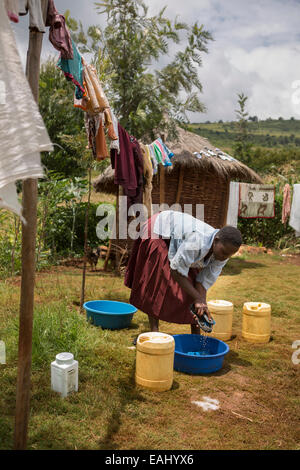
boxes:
[206,300,234,341]
[242,302,271,343]
[135,332,175,392]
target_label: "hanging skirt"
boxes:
[124,213,199,325]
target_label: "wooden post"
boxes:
[80,167,92,311]
[159,165,165,206]
[176,167,184,205]
[14,0,48,450]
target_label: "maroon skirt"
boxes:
[124,214,199,325]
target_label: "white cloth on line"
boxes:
[0,2,52,219]
[109,109,120,152]
[0,182,26,223]
[226,181,240,227]
[18,0,46,32]
[289,184,300,236]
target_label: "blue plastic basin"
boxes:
[173,334,229,374]
[83,300,137,329]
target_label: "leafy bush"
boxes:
[44,202,110,254]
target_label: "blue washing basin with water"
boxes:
[173,334,229,374]
[83,300,137,329]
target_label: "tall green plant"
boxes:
[66,0,213,140]
[233,92,253,165]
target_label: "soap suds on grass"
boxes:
[191,397,220,411]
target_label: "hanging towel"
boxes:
[104,109,118,141]
[161,140,174,159]
[0,2,53,218]
[239,183,275,218]
[81,59,110,113]
[154,138,172,166]
[140,143,153,218]
[5,0,19,22]
[289,184,300,236]
[145,144,157,175]
[57,38,84,98]
[46,0,73,59]
[18,0,46,32]
[282,183,291,224]
[226,182,240,227]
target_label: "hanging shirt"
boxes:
[57,38,84,98]
[81,59,110,113]
[153,210,228,290]
[46,0,73,59]
[19,0,46,32]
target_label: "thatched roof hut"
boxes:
[93,126,262,229]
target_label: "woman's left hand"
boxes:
[194,301,212,320]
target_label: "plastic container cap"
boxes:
[243,302,270,311]
[56,352,74,365]
[138,332,174,345]
[207,300,233,307]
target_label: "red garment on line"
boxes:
[110,123,144,207]
[282,183,291,224]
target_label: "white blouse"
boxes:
[153,210,228,290]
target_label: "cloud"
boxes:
[11,0,300,122]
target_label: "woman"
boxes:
[124,210,242,334]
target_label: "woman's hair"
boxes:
[217,225,242,248]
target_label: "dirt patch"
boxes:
[233,245,273,256]
[279,254,300,265]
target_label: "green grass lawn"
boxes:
[0,253,299,450]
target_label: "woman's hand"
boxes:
[193,301,212,321]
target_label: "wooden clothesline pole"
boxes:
[14,0,49,450]
[80,167,92,311]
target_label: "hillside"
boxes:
[189,118,300,152]
[188,118,300,179]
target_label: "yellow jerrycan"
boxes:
[135,332,175,392]
[207,300,233,341]
[242,302,271,343]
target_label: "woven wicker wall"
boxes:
[151,167,229,229]
[109,168,229,268]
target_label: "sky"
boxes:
[11,0,300,123]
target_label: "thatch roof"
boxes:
[93,126,262,194]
